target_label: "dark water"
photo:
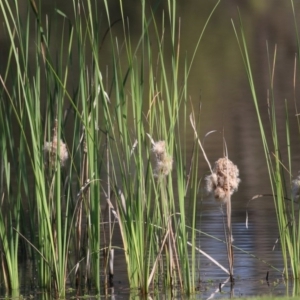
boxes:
[2,0,300,298]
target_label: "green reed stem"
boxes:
[0,106,21,291]
[1,0,219,295]
[233,10,300,279]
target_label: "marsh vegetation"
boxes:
[1,0,300,299]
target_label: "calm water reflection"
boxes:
[2,0,300,298]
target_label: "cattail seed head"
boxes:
[44,139,68,168]
[152,140,173,177]
[44,120,68,168]
[205,157,240,203]
[292,172,300,200]
[152,141,166,159]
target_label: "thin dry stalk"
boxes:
[187,242,229,275]
[168,221,183,289]
[75,130,89,288]
[147,226,170,287]
[190,114,240,282]
[205,157,240,281]
[104,132,114,285]
[189,114,213,174]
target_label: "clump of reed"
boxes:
[233,4,300,280]
[0,0,223,297]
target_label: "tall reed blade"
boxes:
[233,8,300,279]
[0,0,222,296]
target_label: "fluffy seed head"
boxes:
[152,140,173,177]
[44,120,68,168]
[205,157,240,203]
[44,139,68,167]
[292,172,300,200]
[152,141,166,159]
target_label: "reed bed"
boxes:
[0,0,226,297]
[232,1,300,280]
[3,0,295,298]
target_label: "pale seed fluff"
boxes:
[44,119,68,168]
[291,172,300,200]
[152,140,173,176]
[205,157,240,203]
[44,139,68,168]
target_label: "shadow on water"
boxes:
[2,0,300,298]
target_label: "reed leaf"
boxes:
[233,8,300,279]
